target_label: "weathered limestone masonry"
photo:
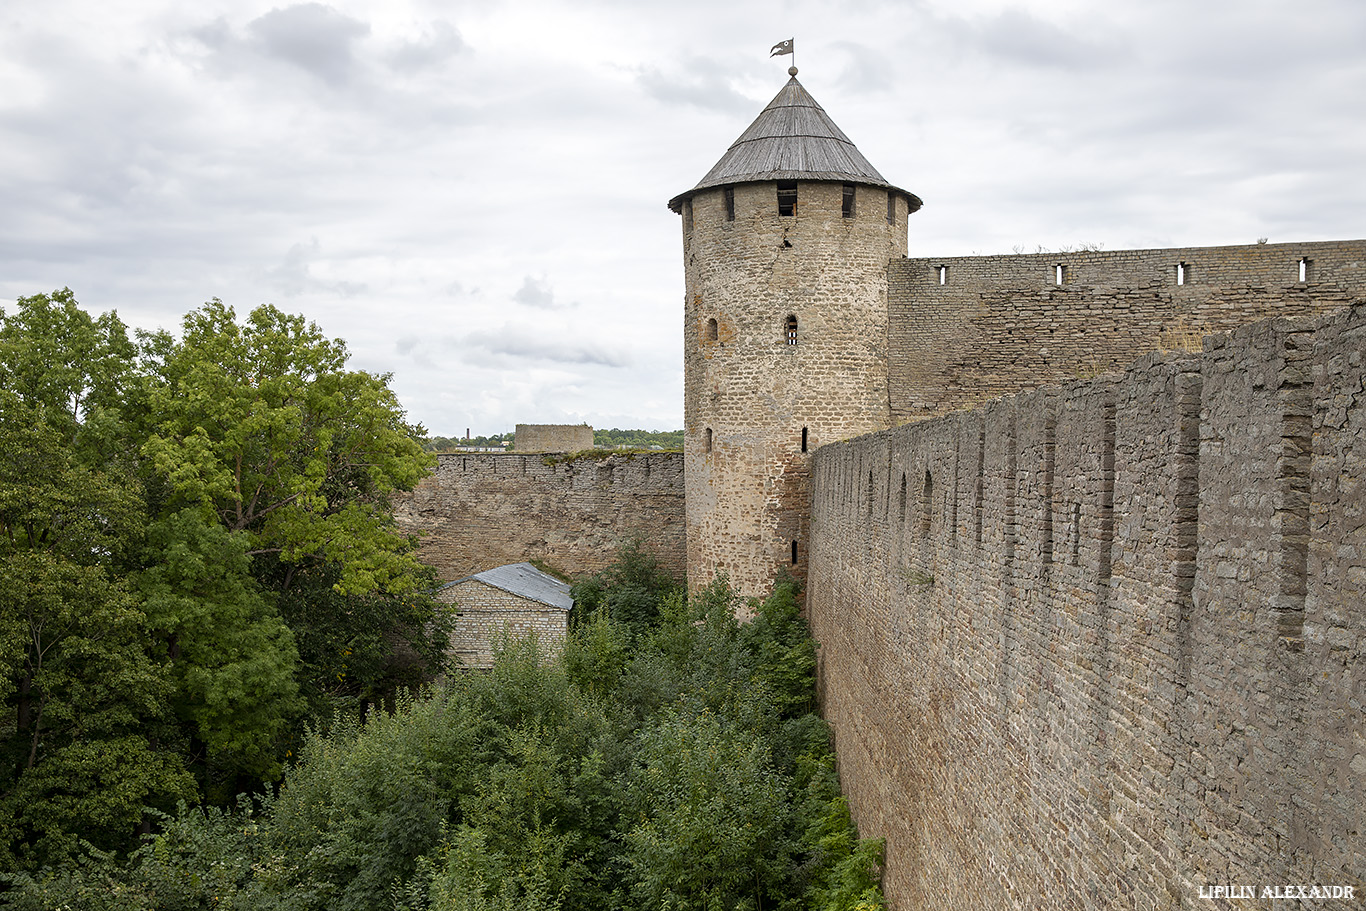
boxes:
[890,239,1366,421]
[673,73,920,600]
[514,423,594,452]
[806,302,1365,910]
[435,579,568,670]
[682,181,907,597]
[394,452,685,581]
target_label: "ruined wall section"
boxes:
[395,452,685,582]
[808,303,1365,910]
[889,238,1366,421]
[514,423,595,452]
[682,181,910,597]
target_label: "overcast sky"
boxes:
[3,0,1363,436]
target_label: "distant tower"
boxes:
[669,68,922,598]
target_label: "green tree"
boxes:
[134,509,304,795]
[0,289,138,463]
[623,708,796,911]
[0,394,194,868]
[137,301,448,715]
[139,301,433,596]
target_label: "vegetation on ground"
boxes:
[1,540,886,910]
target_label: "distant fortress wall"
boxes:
[807,302,1365,910]
[514,423,595,453]
[889,238,1366,422]
[395,452,685,582]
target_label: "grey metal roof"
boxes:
[445,562,573,611]
[668,74,921,213]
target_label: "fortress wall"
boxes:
[394,452,685,582]
[513,423,595,452]
[889,238,1366,422]
[808,303,1365,910]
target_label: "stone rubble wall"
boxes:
[395,452,685,582]
[807,302,1365,910]
[889,239,1366,422]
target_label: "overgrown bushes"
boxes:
[2,548,884,911]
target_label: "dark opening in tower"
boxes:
[842,183,856,218]
[785,314,798,346]
[777,181,797,216]
[921,470,933,537]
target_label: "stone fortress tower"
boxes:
[669,67,922,598]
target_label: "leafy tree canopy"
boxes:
[0,291,448,867]
[139,301,435,597]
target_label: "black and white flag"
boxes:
[770,38,794,57]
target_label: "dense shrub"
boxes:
[1,550,885,911]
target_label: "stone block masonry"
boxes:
[890,238,1366,422]
[395,452,685,582]
[807,302,1365,910]
[514,423,595,452]
[435,580,567,670]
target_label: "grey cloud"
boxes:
[263,239,366,297]
[635,58,754,114]
[942,8,1119,70]
[465,325,631,368]
[189,17,233,51]
[830,42,896,94]
[385,20,466,73]
[513,276,559,309]
[246,3,370,85]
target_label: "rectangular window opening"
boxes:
[777,181,797,217]
[1055,263,1066,285]
[1176,263,1188,285]
[842,183,856,218]
[938,265,948,285]
[723,186,735,222]
[801,426,808,453]
[1298,257,1311,282]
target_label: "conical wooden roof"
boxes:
[668,73,921,213]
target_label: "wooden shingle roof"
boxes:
[668,72,921,213]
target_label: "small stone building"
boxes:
[436,562,573,669]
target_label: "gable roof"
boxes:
[445,562,573,611]
[668,73,922,213]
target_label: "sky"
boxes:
[3,0,1364,436]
